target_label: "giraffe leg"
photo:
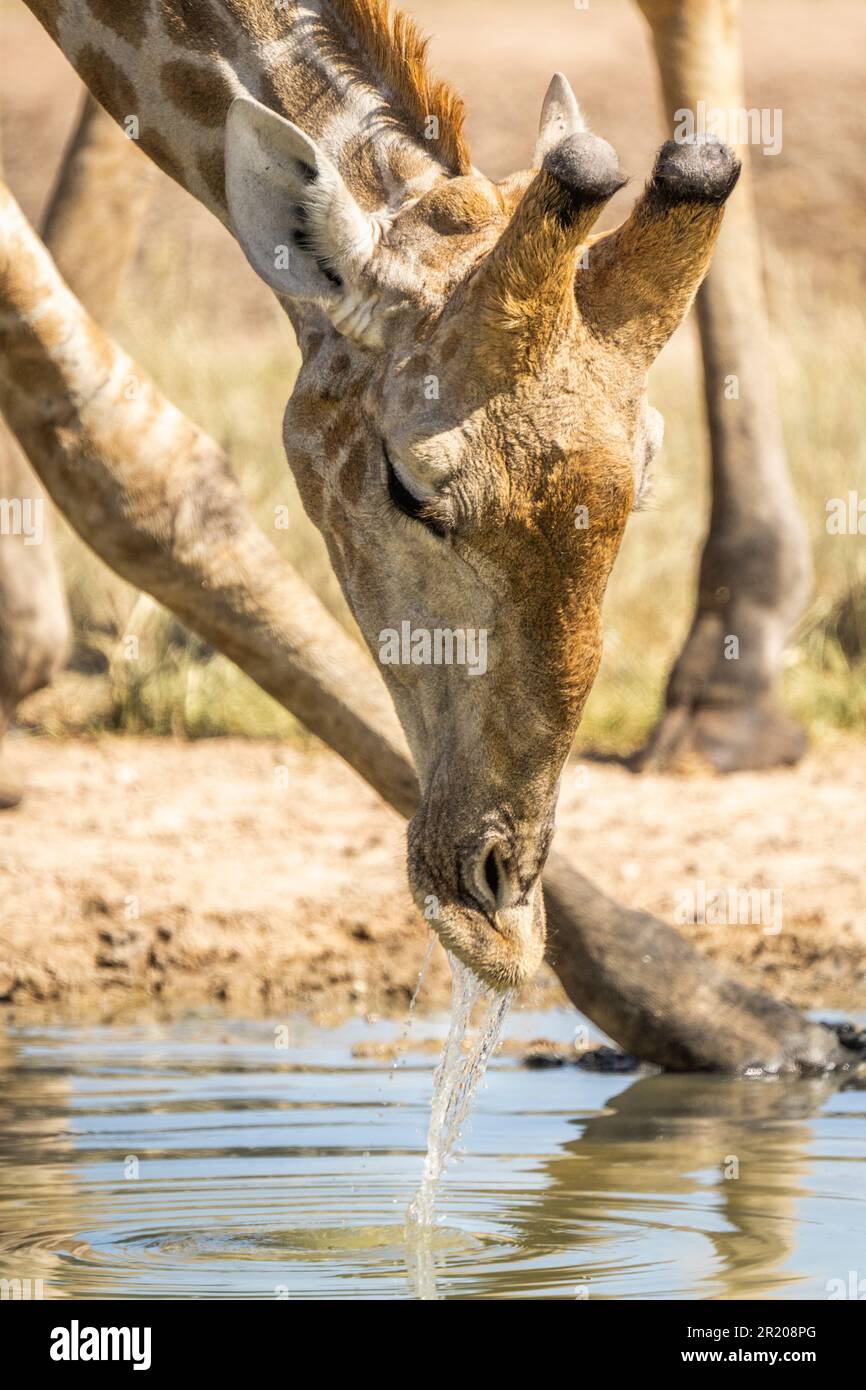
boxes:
[634,0,810,773]
[0,93,155,806]
[40,93,156,324]
[0,430,70,809]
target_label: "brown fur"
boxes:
[137,125,186,185]
[85,0,148,47]
[222,0,284,42]
[475,174,584,368]
[196,147,227,207]
[339,130,389,212]
[325,0,472,175]
[338,439,368,506]
[582,193,726,362]
[158,0,240,58]
[161,59,235,127]
[74,45,139,120]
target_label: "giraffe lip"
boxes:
[408,870,546,991]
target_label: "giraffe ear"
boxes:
[225,96,382,324]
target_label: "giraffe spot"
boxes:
[438,332,462,364]
[338,441,369,507]
[292,457,324,523]
[423,178,501,234]
[75,46,139,123]
[303,332,325,361]
[196,148,226,211]
[11,328,66,402]
[85,0,148,47]
[260,64,338,130]
[340,133,387,212]
[161,60,234,129]
[158,0,238,58]
[224,0,282,42]
[324,411,354,456]
[2,250,51,321]
[137,126,185,186]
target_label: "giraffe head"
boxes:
[226,74,739,991]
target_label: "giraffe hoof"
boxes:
[651,135,741,205]
[632,703,808,775]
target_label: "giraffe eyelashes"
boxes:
[383,445,450,538]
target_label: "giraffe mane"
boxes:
[325,0,473,176]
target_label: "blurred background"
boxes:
[3,0,865,749]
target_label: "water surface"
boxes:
[1,1011,864,1299]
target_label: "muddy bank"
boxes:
[1,736,864,1023]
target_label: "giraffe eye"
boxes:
[384,444,448,538]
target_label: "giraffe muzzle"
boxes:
[406,812,549,992]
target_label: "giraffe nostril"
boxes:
[465,840,529,918]
[472,842,517,916]
[483,845,502,906]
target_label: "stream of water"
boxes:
[407,954,513,1228]
[1,1010,865,1299]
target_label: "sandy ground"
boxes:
[1,734,864,1022]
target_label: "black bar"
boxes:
[4,1298,860,1373]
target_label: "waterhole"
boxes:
[0,1011,864,1299]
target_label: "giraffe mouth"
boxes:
[405,772,552,991]
[406,851,547,992]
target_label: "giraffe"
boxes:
[3,0,828,1050]
[0,174,841,1072]
[0,0,813,801]
[12,0,743,992]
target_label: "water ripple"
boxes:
[1,1014,864,1298]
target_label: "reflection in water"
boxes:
[500,1073,839,1301]
[0,1016,864,1299]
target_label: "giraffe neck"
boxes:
[27,0,469,224]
